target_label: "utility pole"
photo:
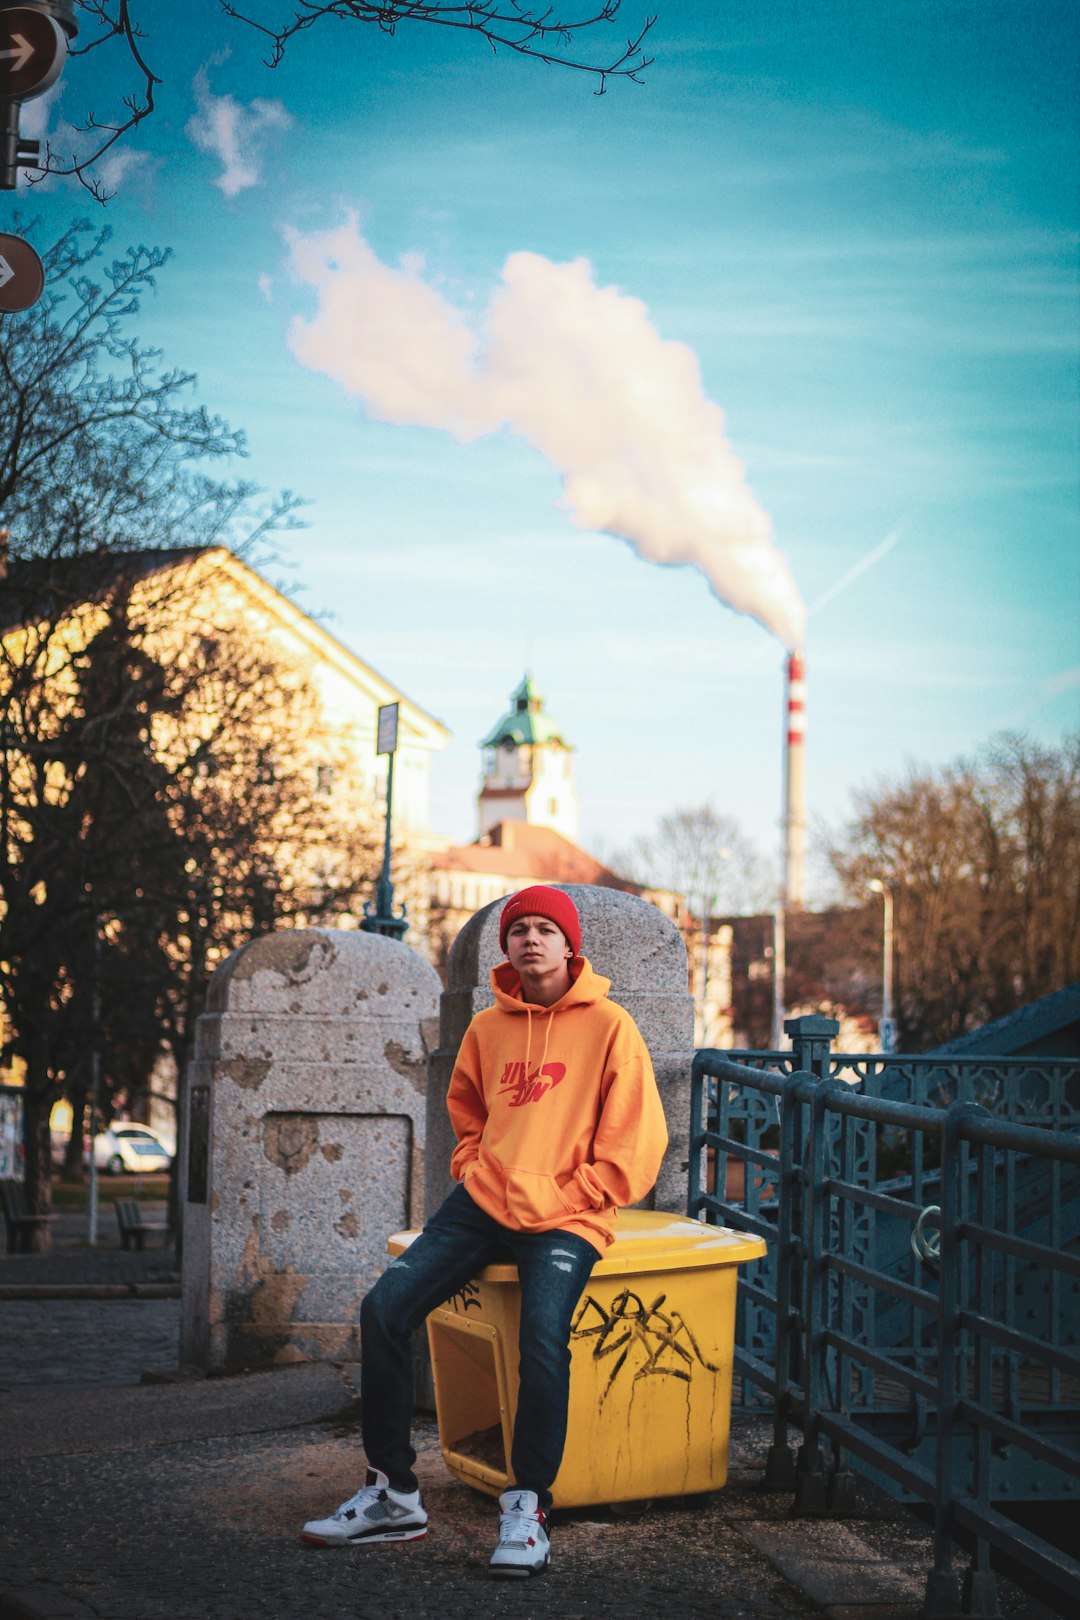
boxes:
[869,879,896,1053]
[87,911,101,1246]
[770,905,786,1050]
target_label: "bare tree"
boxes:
[615,802,773,920]
[0,219,293,553]
[0,225,381,1242]
[38,2,656,200]
[829,734,1080,1050]
[2,565,383,1238]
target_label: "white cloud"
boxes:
[187,67,292,198]
[285,219,805,649]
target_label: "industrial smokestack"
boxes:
[782,649,807,910]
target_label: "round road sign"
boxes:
[0,7,66,102]
[0,232,44,313]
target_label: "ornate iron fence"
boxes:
[688,1021,1080,1619]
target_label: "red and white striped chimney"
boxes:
[782,649,807,909]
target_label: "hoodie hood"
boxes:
[491,956,611,1013]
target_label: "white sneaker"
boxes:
[488,1488,550,1578]
[300,1468,428,1546]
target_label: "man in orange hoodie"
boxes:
[301,885,668,1577]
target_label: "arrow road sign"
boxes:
[0,7,65,101]
[0,231,44,312]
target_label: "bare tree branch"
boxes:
[30,0,654,200]
[221,1,655,85]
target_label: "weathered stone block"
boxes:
[181,929,441,1374]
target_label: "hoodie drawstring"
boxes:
[537,1008,554,1082]
[522,1002,556,1093]
[524,1004,533,1092]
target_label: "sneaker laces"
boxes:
[335,1481,383,1520]
[498,1503,542,1547]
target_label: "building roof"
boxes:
[932,981,1080,1058]
[480,674,571,750]
[432,820,638,890]
[0,546,206,633]
[1,545,449,747]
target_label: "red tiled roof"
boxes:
[432,821,639,891]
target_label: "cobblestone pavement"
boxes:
[0,1207,178,1288]
[0,1297,182,1388]
[0,1255,1068,1620]
[0,1412,823,1620]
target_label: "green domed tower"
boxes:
[478,675,580,842]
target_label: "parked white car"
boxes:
[88,1125,173,1177]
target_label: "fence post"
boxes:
[765,1070,802,1489]
[784,1014,840,1078]
[687,1052,705,1219]
[924,1101,965,1620]
[793,1075,839,1514]
[962,1121,999,1619]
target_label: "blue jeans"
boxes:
[360,1182,598,1509]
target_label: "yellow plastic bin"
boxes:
[388,1208,767,1509]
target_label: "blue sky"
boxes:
[16,1,1080,894]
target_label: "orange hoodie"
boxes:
[447,957,668,1253]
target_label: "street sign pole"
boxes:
[360,703,408,941]
[0,1,70,190]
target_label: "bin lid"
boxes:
[388,1208,766,1279]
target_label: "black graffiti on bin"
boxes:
[570,1289,720,1407]
[447,1279,483,1314]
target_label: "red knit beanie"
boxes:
[499,886,582,957]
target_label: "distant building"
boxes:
[429,818,651,970]
[724,910,879,1053]
[428,674,729,1042]
[430,674,657,967]
[478,675,580,842]
[0,545,449,837]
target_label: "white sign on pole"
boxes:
[376,702,399,756]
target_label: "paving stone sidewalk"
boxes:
[0,1357,1066,1620]
[0,1207,178,1291]
[0,1248,1067,1620]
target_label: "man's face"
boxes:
[504,914,572,980]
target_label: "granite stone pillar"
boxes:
[180,929,440,1375]
[425,886,695,1220]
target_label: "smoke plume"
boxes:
[285,220,805,648]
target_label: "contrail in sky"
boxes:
[284,218,806,649]
[807,525,904,616]
[734,525,905,672]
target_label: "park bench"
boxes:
[0,1179,56,1254]
[114,1198,171,1251]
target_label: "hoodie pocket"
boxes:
[504,1166,577,1226]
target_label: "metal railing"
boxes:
[688,1033,1080,1619]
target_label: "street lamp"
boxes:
[868,879,895,1053]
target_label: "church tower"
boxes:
[478,675,580,842]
